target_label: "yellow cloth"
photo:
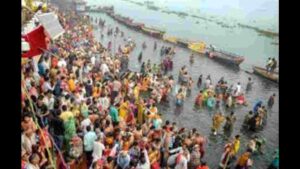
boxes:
[233,139,240,155]
[137,102,145,125]
[119,102,129,119]
[133,86,140,100]
[68,79,76,92]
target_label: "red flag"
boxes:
[22,25,49,58]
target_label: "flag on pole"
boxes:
[22,25,49,58]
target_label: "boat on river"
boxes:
[140,26,165,38]
[177,39,190,48]
[126,22,145,30]
[205,49,245,66]
[253,66,278,83]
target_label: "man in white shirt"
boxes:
[81,117,92,135]
[236,82,242,95]
[57,58,67,68]
[175,150,190,169]
[42,77,54,93]
[136,149,150,169]
[84,126,97,167]
[92,136,105,162]
[100,62,109,75]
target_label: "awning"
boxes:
[37,12,65,39]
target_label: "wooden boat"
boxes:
[140,26,165,38]
[188,42,206,54]
[126,22,145,30]
[177,39,190,48]
[205,49,245,66]
[163,36,177,44]
[113,14,133,25]
[253,66,278,83]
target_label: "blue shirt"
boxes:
[84,131,97,152]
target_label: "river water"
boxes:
[85,1,279,168]
[86,0,278,71]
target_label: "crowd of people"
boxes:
[21,5,278,169]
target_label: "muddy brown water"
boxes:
[87,12,278,169]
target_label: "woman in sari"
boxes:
[137,98,146,125]
[119,100,129,120]
[195,90,203,108]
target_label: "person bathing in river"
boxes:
[212,112,225,135]
[246,77,253,92]
[138,51,143,63]
[154,41,157,50]
[195,90,203,109]
[142,42,147,49]
[176,88,185,107]
[207,94,216,111]
[197,74,203,88]
[223,112,237,132]
[235,93,248,106]
[219,143,234,169]
[205,75,211,89]
[190,54,194,64]
[235,151,253,169]
[268,93,276,109]
[187,77,194,97]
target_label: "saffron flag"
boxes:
[22,25,49,58]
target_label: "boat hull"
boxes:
[253,66,278,83]
[141,28,165,39]
[205,51,244,66]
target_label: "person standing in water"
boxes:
[195,90,203,109]
[142,42,147,49]
[190,54,195,64]
[138,51,143,63]
[246,77,253,92]
[154,41,157,50]
[197,74,203,89]
[176,88,185,107]
[212,112,225,135]
[268,149,279,169]
[268,93,276,109]
[205,75,211,89]
[223,112,237,132]
[235,151,253,169]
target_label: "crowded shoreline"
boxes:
[21,3,279,169]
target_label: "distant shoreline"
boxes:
[97,0,279,39]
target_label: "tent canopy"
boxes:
[37,12,65,40]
